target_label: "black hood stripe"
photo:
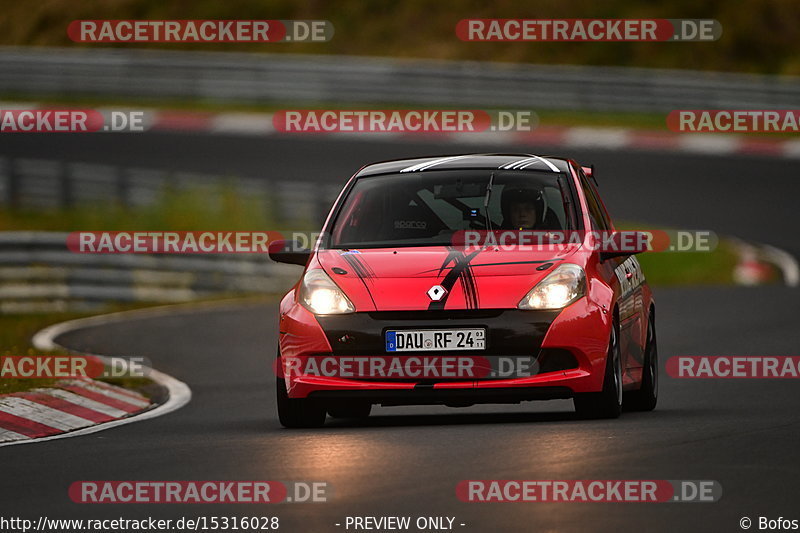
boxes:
[341,253,375,283]
[341,253,378,309]
[459,262,479,309]
[429,247,482,310]
[416,258,560,275]
[355,254,377,280]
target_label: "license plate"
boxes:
[385,329,485,352]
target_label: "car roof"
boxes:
[355,153,573,177]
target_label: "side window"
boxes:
[578,171,608,231]
[586,177,614,229]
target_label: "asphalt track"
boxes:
[1,132,799,533]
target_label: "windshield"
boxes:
[328,169,574,249]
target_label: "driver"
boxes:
[500,186,545,230]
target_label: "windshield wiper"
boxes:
[482,172,498,248]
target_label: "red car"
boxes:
[270,154,658,427]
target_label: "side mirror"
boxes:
[598,231,650,262]
[268,239,311,266]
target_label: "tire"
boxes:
[327,401,372,419]
[624,312,658,412]
[574,321,623,419]
[276,361,327,428]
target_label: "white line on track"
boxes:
[0,299,266,446]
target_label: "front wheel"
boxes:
[276,372,327,428]
[624,312,658,412]
[574,322,623,419]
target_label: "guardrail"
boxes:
[0,153,337,313]
[0,232,302,313]
[1,47,800,112]
[0,156,341,226]
[0,155,338,313]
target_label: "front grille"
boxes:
[316,308,560,357]
[368,309,505,320]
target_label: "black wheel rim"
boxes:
[612,327,622,406]
[648,319,658,398]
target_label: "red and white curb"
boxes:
[140,109,800,159]
[3,102,799,159]
[0,304,199,447]
[0,378,151,443]
[732,238,800,287]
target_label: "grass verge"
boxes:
[636,242,738,286]
[0,305,155,397]
[616,221,739,286]
[0,185,280,232]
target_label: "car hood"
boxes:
[314,245,581,311]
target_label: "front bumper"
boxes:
[279,297,612,402]
[308,385,574,406]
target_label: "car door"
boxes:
[577,168,644,385]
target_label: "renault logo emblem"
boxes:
[427,285,447,301]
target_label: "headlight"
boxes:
[518,264,586,310]
[300,269,355,314]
